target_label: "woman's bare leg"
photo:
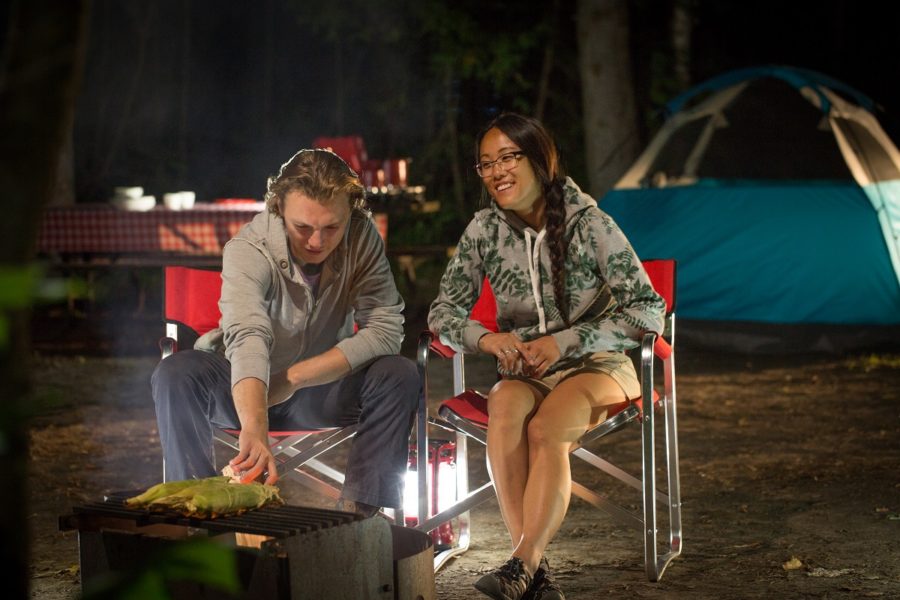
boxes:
[485,379,544,549]
[511,372,627,572]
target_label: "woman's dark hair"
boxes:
[265,149,366,216]
[475,112,570,325]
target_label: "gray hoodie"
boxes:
[196,208,404,389]
[428,177,665,371]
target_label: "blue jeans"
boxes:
[151,349,419,508]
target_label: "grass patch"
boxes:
[846,354,900,372]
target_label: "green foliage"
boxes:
[386,206,466,248]
[81,537,240,600]
[846,354,900,372]
[0,264,72,348]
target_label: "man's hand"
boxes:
[520,335,561,378]
[229,428,279,485]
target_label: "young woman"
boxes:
[428,113,666,600]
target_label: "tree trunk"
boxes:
[444,65,466,215]
[534,0,561,122]
[50,124,76,205]
[576,0,640,198]
[671,0,693,91]
[0,1,90,596]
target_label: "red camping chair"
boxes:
[413,259,682,580]
[312,136,368,174]
[160,266,362,507]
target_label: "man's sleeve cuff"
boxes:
[230,353,270,390]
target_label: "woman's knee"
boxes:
[526,405,585,448]
[487,381,537,428]
[526,414,561,447]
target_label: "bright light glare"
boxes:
[437,462,456,512]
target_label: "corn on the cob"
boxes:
[126,476,282,518]
[124,476,230,508]
[152,481,283,518]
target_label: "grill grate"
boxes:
[66,492,362,538]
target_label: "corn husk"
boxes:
[124,476,230,508]
[126,476,283,518]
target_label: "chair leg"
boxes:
[641,333,683,582]
[640,337,661,581]
[663,351,683,559]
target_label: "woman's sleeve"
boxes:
[551,212,666,357]
[427,218,490,354]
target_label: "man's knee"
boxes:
[152,350,211,402]
[365,355,420,412]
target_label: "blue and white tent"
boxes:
[602,66,900,350]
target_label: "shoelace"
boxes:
[498,558,526,580]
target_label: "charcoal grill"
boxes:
[60,493,434,600]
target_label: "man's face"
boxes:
[281,190,351,265]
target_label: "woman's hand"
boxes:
[520,335,561,378]
[478,332,528,374]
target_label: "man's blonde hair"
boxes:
[265,149,366,216]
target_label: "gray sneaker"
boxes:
[474,557,534,600]
[522,556,565,600]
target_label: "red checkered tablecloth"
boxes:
[37,203,265,257]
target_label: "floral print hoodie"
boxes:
[428,177,665,372]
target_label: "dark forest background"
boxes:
[2,2,900,596]
[64,0,900,243]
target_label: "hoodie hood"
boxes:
[491,176,597,236]
[241,209,351,284]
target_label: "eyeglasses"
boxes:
[474,151,525,178]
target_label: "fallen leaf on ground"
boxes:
[782,557,803,571]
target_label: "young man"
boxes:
[152,149,418,516]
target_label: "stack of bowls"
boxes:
[112,186,156,211]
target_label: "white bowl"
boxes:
[163,191,197,210]
[114,195,156,211]
[177,190,196,209]
[113,186,144,199]
[163,193,182,210]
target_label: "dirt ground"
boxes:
[25,321,900,599]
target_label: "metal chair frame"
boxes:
[413,259,683,580]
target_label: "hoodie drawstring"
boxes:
[524,229,548,334]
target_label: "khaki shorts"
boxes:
[506,351,640,400]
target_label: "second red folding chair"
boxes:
[413,259,682,580]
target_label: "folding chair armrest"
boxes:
[419,329,457,361]
[654,334,672,361]
[159,336,177,360]
[417,330,435,371]
[641,331,658,370]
